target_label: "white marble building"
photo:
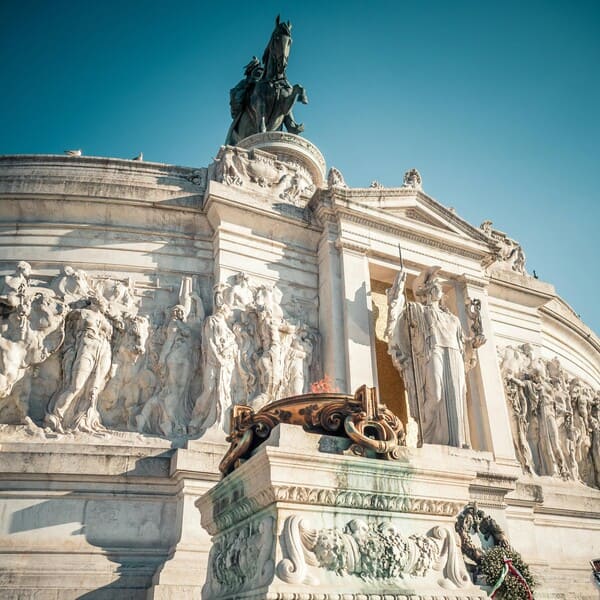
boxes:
[0,132,598,599]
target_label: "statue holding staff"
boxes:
[386,265,474,448]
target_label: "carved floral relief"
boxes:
[204,515,275,599]
[277,515,472,589]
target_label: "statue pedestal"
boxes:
[196,423,503,599]
[237,131,326,187]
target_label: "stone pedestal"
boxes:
[196,424,501,600]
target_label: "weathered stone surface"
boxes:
[0,142,598,598]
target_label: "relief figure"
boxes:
[189,300,237,435]
[44,294,114,434]
[136,277,204,437]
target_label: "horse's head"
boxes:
[262,15,292,79]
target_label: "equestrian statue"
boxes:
[225,16,308,145]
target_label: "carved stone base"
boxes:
[236,131,326,188]
[196,424,495,599]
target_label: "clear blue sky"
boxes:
[1,0,598,333]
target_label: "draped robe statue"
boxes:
[386,266,471,448]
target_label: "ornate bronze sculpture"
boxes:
[225,16,308,145]
[219,385,406,475]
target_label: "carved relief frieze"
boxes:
[206,481,463,537]
[499,344,600,488]
[0,263,321,443]
[211,145,316,207]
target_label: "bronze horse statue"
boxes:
[225,16,308,145]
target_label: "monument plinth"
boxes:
[197,423,504,599]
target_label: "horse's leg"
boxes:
[279,87,307,134]
[284,112,304,134]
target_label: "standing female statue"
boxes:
[188,299,238,436]
[386,266,472,448]
[44,293,114,434]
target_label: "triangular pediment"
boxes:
[329,186,490,243]
[392,205,460,234]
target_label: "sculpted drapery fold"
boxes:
[386,266,477,448]
[499,344,600,488]
[0,263,320,441]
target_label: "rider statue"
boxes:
[225,15,308,145]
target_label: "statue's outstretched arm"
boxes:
[385,271,407,341]
[178,276,193,320]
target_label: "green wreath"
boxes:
[481,545,536,599]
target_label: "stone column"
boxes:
[316,222,348,392]
[455,276,518,465]
[336,240,377,393]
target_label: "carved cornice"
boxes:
[456,273,489,291]
[534,503,600,520]
[335,210,487,262]
[328,186,492,243]
[258,595,487,600]
[206,488,275,535]
[333,239,369,255]
[202,482,464,535]
[273,485,463,516]
[469,486,510,509]
[308,188,490,262]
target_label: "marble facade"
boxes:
[0,133,599,598]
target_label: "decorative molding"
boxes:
[336,211,487,262]
[405,207,452,231]
[327,186,492,245]
[208,489,275,535]
[273,485,463,516]
[333,239,369,255]
[203,481,464,536]
[260,595,487,600]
